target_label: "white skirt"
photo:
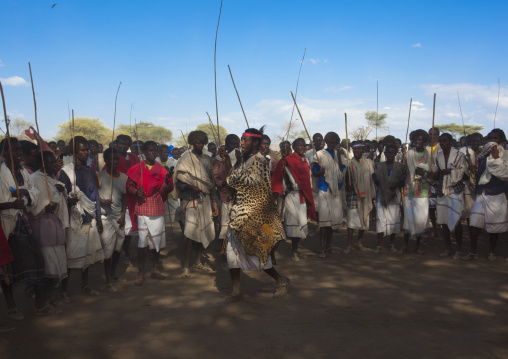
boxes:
[137,215,166,251]
[318,190,343,229]
[376,193,401,235]
[403,197,430,237]
[436,192,464,230]
[469,192,508,233]
[226,229,272,271]
[66,221,104,270]
[100,215,125,259]
[182,196,215,249]
[284,190,308,239]
[40,245,68,280]
[219,201,232,240]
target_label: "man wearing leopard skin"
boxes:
[220,126,290,303]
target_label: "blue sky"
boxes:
[1,0,507,144]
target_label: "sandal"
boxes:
[81,285,100,296]
[60,292,71,304]
[193,263,215,273]
[274,277,290,299]
[35,303,62,316]
[134,275,145,286]
[6,308,24,321]
[150,271,166,280]
[181,268,190,279]
[106,284,117,293]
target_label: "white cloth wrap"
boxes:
[469,193,508,233]
[436,148,466,197]
[304,150,319,208]
[172,151,214,200]
[226,228,273,271]
[0,163,39,237]
[61,162,104,269]
[376,189,401,235]
[137,215,166,251]
[165,198,181,223]
[40,245,68,281]
[403,197,430,236]
[219,201,232,240]
[181,196,215,248]
[436,192,464,230]
[284,190,308,238]
[31,171,69,229]
[100,215,125,259]
[318,189,343,229]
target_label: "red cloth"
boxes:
[25,127,53,153]
[0,221,14,267]
[126,162,173,217]
[272,152,317,220]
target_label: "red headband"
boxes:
[242,133,262,138]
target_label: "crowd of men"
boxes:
[1,124,507,324]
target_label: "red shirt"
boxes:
[126,162,173,217]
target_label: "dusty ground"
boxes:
[1,219,508,359]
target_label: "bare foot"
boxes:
[224,294,243,304]
[397,246,408,255]
[181,268,190,279]
[274,277,290,299]
[193,263,215,273]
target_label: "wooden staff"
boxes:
[109,82,122,200]
[402,98,412,165]
[214,0,223,146]
[345,113,352,185]
[72,109,76,196]
[227,65,249,128]
[28,62,51,203]
[290,91,323,169]
[494,78,500,129]
[430,93,437,161]
[0,82,20,199]
[133,120,143,191]
[284,48,307,144]
[206,111,219,146]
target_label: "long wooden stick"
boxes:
[72,109,76,196]
[28,62,52,203]
[402,98,412,165]
[110,82,122,200]
[227,65,249,128]
[133,120,143,191]
[206,111,219,145]
[494,78,500,128]
[457,91,470,155]
[284,48,307,143]
[345,113,352,185]
[214,0,223,146]
[290,91,322,169]
[376,80,379,139]
[0,82,20,199]
[430,93,437,164]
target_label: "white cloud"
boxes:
[323,59,329,63]
[412,43,422,48]
[0,60,4,67]
[412,101,425,106]
[0,76,28,87]
[323,85,353,93]
[309,58,319,64]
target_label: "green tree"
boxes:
[10,118,34,136]
[365,111,388,132]
[195,123,228,146]
[436,123,484,138]
[55,117,112,145]
[116,122,173,144]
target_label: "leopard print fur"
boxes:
[227,152,285,267]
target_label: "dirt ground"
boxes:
[1,218,508,359]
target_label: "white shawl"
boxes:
[61,162,97,231]
[0,163,39,237]
[479,143,508,184]
[436,148,466,196]
[30,171,69,229]
[172,151,214,200]
[317,149,343,197]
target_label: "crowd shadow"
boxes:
[1,219,508,359]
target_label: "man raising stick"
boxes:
[222,127,289,303]
[272,138,317,261]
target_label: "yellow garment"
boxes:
[146,164,154,170]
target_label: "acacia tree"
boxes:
[10,118,35,136]
[55,117,112,144]
[116,122,173,144]
[436,123,484,138]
